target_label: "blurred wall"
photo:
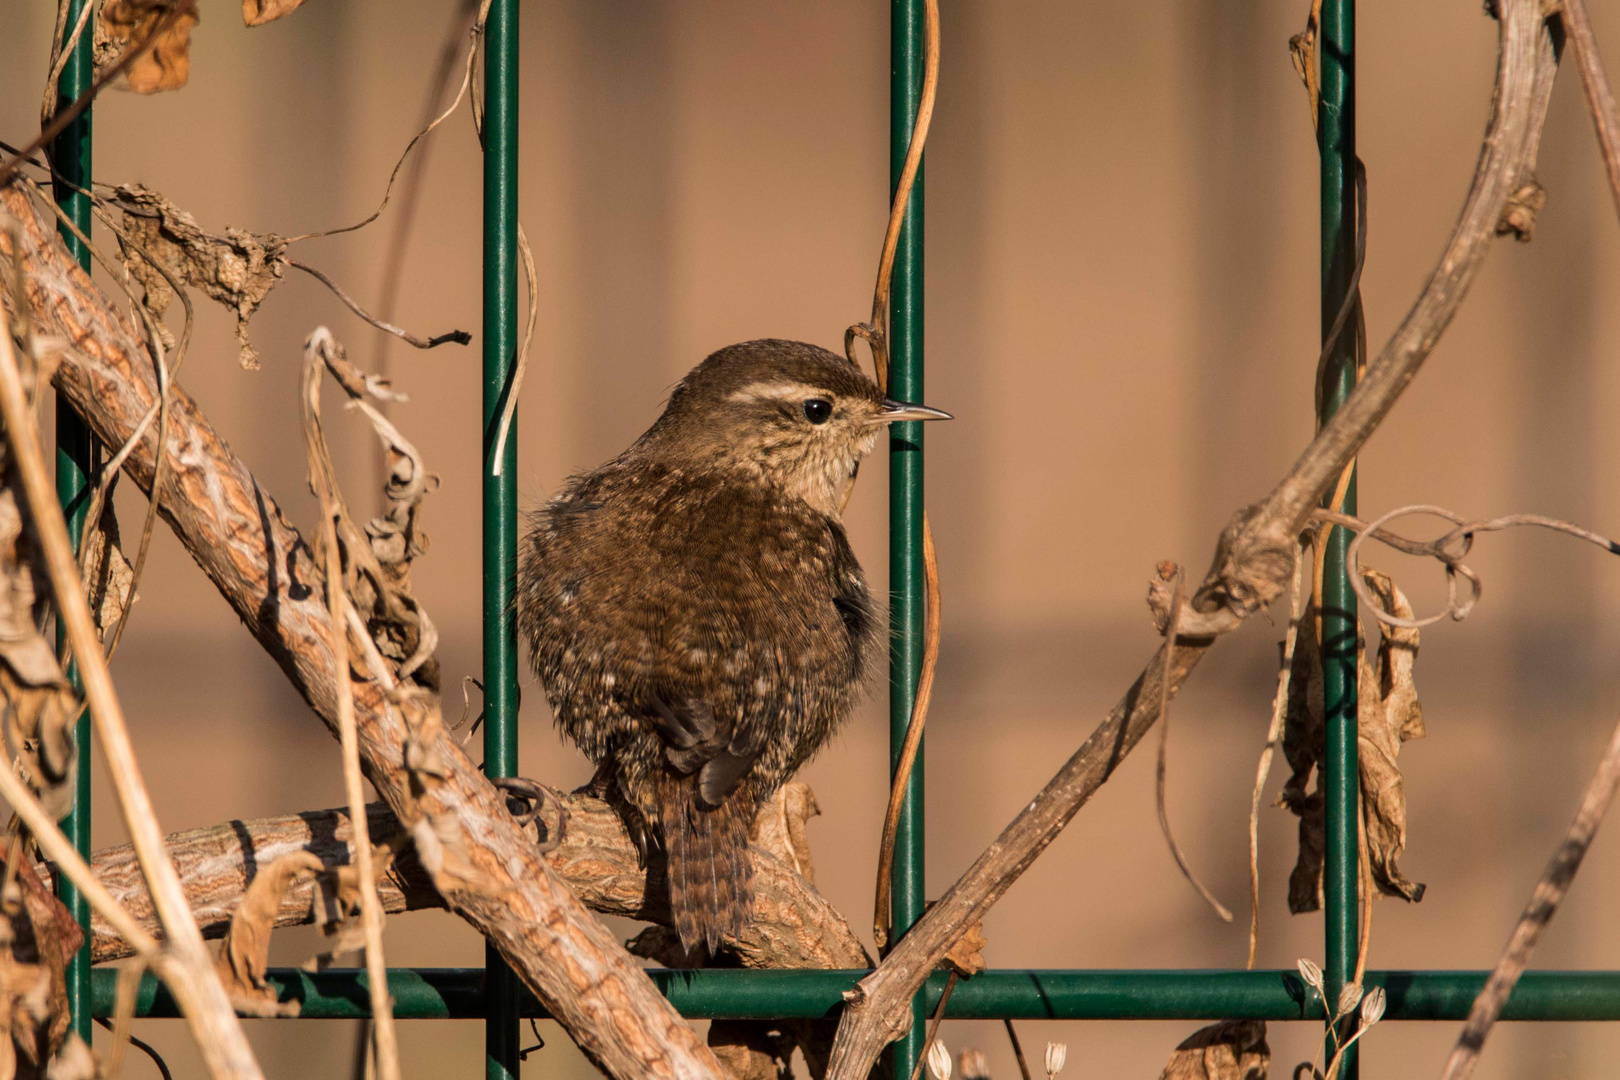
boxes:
[4,1,1620,1077]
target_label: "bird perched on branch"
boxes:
[517,339,949,955]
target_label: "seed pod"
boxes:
[958,1048,990,1080]
[1044,1041,1067,1079]
[1361,986,1387,1025]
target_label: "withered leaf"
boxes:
[217,851,322,1016]
[0,847,82,1073]
[303,832,414,972]
[1277,569,1427,914]
[80,498,135,638]
[1357,570,1426,903]
[242,0,315,27]
[942,919,987,978]
[750,782,820,886]
[1277,601,1325,915]
[1158,1020,1269,1080]
[0,488,60,689]
[96,1,200,94]
[112,185,287,370]
[0,483,78,823]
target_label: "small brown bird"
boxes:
[517,339,949,954]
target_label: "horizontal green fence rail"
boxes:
[95,969,1620,1024]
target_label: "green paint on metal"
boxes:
[51,0,96,1049]
[889,0,927,1077]
[482,0,520,1075]
[92,968,1620,1024]
[1319,0,1359,1073]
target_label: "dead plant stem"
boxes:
[874,514,940,949]
[0,308,263,1080]
[1156,569,1233,922]
[0,0,200,188]
[1558,0,1620,225]
[1249,540,1310,968]
[823,4,1557,1070]
[1437,710,1620,1080]
[302,329,400,1080]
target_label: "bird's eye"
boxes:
[802,398,833,425]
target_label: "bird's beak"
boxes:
[875,399,953,424]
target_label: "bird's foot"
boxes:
[491,776,569,854]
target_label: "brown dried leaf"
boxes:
[302,833,414,972]
[750,782,820,886]
[1277,601,1325,914]
[0,488,59,688]
[1158,1020,1269,1080]
[242,0,314,27]
[80,499,134,638]
[942,919,987,978]
[112,185,287,370]
[1356,569,1426,903]
[216,851,322,1016]
[96,1,200,94]
[1277,569,1428,915]
[0,480,78,823]
[0,847,81,1073]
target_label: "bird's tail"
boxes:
[661,778,753,956]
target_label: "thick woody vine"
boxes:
[2,1,1620,1080]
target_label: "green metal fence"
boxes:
[48,1,1620,1078]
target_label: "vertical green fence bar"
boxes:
[51,0,96,1050]
[1318,0,1359,1075]
[889,1,927,1077]
[482,0,520,1076]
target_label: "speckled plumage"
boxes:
[518,340,895,954]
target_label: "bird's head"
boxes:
[641,339,950,515]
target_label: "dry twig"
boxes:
[843,0,940,390]
[1153,564,1234,923]
[1313,505,1620,630]
[0,177,727,1078]
[0,0,200,188]
[301,328,400,1080]
[1248,539,1310,967]
[0,294,262,1079]
[370,0,482,376]
[858,0,945,958]
[824,4,1558,1071]
[288,262,470,350]
[83,792,869,971]
[875,516,941,949]
[1436,713,1620,1079]
[1557,0,1620,225]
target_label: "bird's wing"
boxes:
[645,690,767,807]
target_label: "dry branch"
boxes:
[1557,0,1620,225]
[823,2,1559,1073]
[0,285,260,1078]
[1437,712,1620,1080]
[0,181,727,1080]
[81,792,869,971]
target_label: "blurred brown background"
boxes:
[5,1,1620,1076]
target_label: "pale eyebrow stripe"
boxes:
[727,380,829,404]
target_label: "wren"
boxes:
[517,339,949,954]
